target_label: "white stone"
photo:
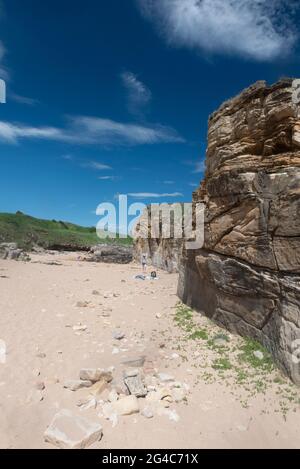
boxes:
[253,350,264,360]
[112,331,125,340]
[171,388,186,403]
[44,409,103,449]
[141,406,154,419]
[157,373,175,383]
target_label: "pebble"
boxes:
[112,331,125,341]
[63,380,93,391]
[253,350,264,360]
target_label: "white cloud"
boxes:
[82,161,112,171]
[98,175,116,180]
[121,71,151,116]
[163,180,175,184]
[127,192,183,198]
[137,0,299,61]
[0,116,184,146]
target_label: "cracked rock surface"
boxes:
[178,79,300,384]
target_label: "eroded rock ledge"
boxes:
[178,79,300,384]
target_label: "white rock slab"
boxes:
[44,409,103,449]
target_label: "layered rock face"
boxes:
[88,245,133,264]
[178,79,300,383]
[133,207,184,273]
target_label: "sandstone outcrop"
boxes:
[133,207,184,273]
[88,244,133,264]
[178,79,300,384]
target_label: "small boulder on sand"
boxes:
[64,380,93,391]
[79,368,113,383]
[44,409,103,449]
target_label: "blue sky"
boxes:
[0,0,300,227]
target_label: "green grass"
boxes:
[0,212,133,250]
[189,329,209,341]
[212,357,232,370]
[238,338,274,372]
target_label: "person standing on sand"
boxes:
[141,253,147,273]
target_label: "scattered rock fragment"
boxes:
[253,350,264,360]
[89,378,109,398]
[123,370,147,398]
[64,380,93,392]
[122,356,145,368]
[77,397,97,410]
[76,301,90,308]
[141,406,154,419]
[44,409,103,449]
[112,395,140,416]
[156,372,175,383]
[112,331,125,341]
[79,368,113,383]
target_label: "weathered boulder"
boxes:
[88,244,133,264]
[133,206,184,273]
[178,79,300,384]
[44,409,103,449]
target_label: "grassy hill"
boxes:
[0,212,132,250]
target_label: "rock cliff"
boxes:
[178,79,300,383]
[133,206,184,273]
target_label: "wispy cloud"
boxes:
[98,175,117,181]
[193,161,205,174]
[81,161,112,171]
[121,71,151,116]
[127,192,183,198]
[137,0,299,61]
[163,180,175,184]
[184,159,206,174]
[0,116,184,146]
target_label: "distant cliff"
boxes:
[133,206,184,273]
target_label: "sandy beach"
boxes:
[0,252,300,449]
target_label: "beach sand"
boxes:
[0,252,300,449]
